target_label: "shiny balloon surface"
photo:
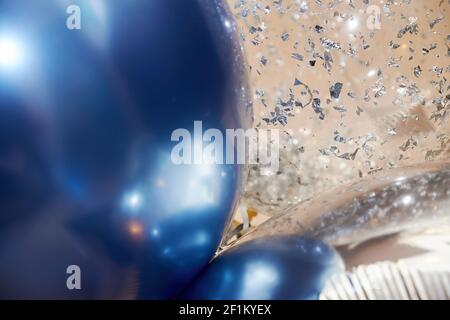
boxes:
[239,162,450,247]
[180,235,342,300]
[0,0,251,299]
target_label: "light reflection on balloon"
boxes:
[118,150,227,219]
[0,35,24,69]
[241,261,280,300]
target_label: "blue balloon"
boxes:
[0,0,251,299]
[179,236,343,300]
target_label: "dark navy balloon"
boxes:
[180,236,343,300]
[0,0,251,299]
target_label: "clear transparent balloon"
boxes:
[227,0,450,218]
[238,162,450,246]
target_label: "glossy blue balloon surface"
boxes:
[180,236,343,300]
[0,0,251,299]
